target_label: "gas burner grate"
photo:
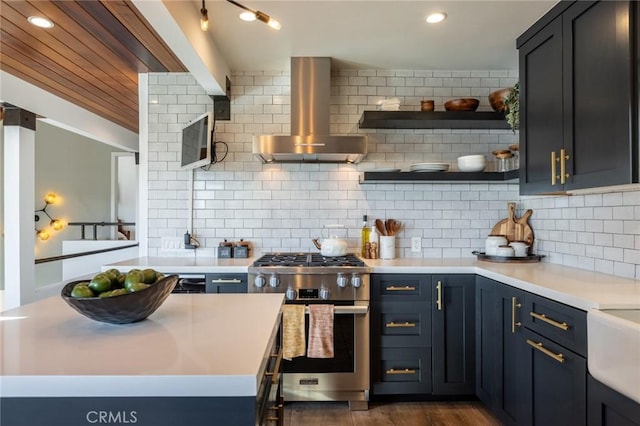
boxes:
[253,252,365,267]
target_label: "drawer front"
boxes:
[372,348,432,395]
[372,274,431,301]
[205,273,247,294]
[523,292,587,357]
[373,301,431,348]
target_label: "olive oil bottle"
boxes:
[361,215,370,257]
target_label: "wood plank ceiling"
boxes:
[0,0,187,133]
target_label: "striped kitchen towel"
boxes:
[282,304,306,360]
[307,304,334,358]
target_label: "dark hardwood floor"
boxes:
[283,400,501,426]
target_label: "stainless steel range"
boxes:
[248,252,370,410]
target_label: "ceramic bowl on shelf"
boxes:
[61,275,178,324]
[444,98,479,111]
[457,155,486,172]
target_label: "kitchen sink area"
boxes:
[588,309,640,404]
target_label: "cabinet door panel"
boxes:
[563,1,634,190]
[371,274,431,301]
[522,328,586,426]
[495,284,528,426]
[475,277,496,408]
[519,18,564,195]
[372,348,432,395]
[588,375,640,426]
[432,275,475,395]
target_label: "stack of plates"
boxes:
[409,162,450,172]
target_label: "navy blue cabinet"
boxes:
[518,0,636,194]
[431,275,475,395]
[588,375,640,426]
[371,274,432,395]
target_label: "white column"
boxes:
[3,108,36,309]
[138,73,149,256]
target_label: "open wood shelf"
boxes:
[358,110,511,129]
[360,169,519,183]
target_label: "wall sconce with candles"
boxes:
[35,192,64,241]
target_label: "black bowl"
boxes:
[61,275,178,324]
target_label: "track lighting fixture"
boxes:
[200,0,209,31]
[35,192,64,241]
[226,0,281,30]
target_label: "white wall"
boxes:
[34,121,122,286]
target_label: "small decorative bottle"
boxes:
[361,215,370,258]
[369,223,379,259]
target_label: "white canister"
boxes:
[379,236,396,259]
[509,241,530,257]
[495,245,515,257]
[485,235,508,255]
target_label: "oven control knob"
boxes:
[320,287,331,300]
[351,273,362,288]
[254,274,266,288]
[285,287,297,301]
[269,273,280,288]
[336,273,348,288]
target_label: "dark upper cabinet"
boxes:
[431,275,475,395]
[518,0,636,194]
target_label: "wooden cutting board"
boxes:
[491,202,534,248]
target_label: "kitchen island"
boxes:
[0,292,284,426]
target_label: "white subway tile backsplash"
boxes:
[146,71,640,278]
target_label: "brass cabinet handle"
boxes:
[436,281,442,311]
[385,321,416,328]
[551,151,557,185]
[526,339,565,363]
[265,349,283,384]
[386,285,416,291]
[511,297,522,334]
[386,368,416,375]
[560,148,569,184]
[529,311,570,331]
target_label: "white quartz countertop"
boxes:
[0,293,284,398]
[103,256,640,311]
[366,258,640,310]
[102,256,254,274]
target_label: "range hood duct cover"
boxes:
[253,57,367,163]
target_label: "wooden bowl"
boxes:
[444,98,479,112]
[420,100,434,111]
[488,88,513,112]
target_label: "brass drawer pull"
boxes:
[265,349,283,384]
[560,148,569,184]
[385,321,416,328]
[436,281,442,311]
[526,339,565,363]
[551,151,557,185]
[386,368,416,375]
[511,297,522,334]
[386,285,416,291]
[530,311,570,331]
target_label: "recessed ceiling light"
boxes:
[426,12,447,24]
[28,16,54,29]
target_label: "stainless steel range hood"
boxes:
[253,57,367,163]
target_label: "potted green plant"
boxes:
[503,82,519,132]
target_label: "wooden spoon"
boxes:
[385,219,392,236]
[391,220,401,236]
[375,219,386,236]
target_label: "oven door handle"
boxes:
[303,305,369,315]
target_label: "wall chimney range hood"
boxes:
[253,57,367,163]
